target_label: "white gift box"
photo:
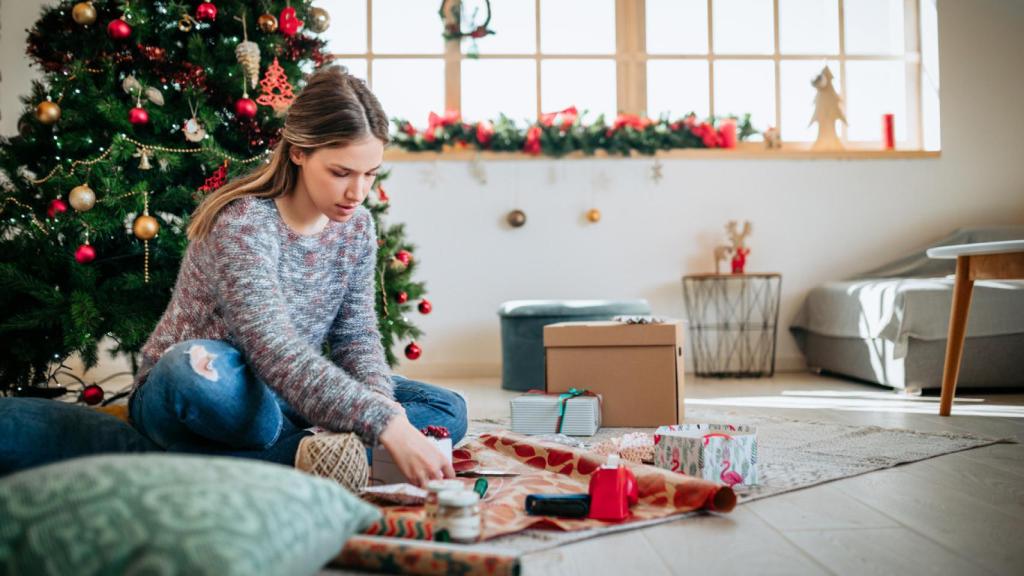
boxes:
[510,392,601,436]
[652,423,759,486]
[370,437,453,485]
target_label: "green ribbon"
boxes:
[555,388,587,434]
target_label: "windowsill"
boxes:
[384,142,941,161]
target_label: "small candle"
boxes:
[883,113,895,150]
[718,118,738,149]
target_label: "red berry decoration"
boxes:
[128,106,149,125]
[195,2,218,22]
[404,342,422,360]
[418,299,432,314]
[279,6,303,36]
[107,18,132,40]
[81,384,104,406]
[46,199,68,218]
[420,425,450,439]
[235,97,258,119]
[75,244,96,264]
[395,250,413,266]
[396,291,408,304]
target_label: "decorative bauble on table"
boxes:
[80,384,104,405]
[72,2,97,25]
[35,101,61,125]
[506,209,526,228]
[307,7,331,33]
[75,243,96,264]
[46,199,68,218]
[404,342,422,360]
[196,2,218,22]
[107,18,132,40]
[69,184,96,212]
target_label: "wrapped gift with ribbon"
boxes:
[510,388,602,436]
[652,423,759,487]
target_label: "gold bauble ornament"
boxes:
[69,184,96,212]
[506,209,527,228]
[586,208,602,223]
[72,1,97,25]
[35,101,61,125]
[307,7,331,33]
[133,214,160,240]
[257,13,278,33]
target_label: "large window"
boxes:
[319,0,940,150]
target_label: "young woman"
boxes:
[128,65,465,487]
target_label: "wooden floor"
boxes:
[434,373,1024,576]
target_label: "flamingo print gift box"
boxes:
[652,424,759,487]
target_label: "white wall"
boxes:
[3,0,1023,379]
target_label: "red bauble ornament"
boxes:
[46,199,68,218]
[395,250,413,266]
[396,291,409,304]
[418,299,432,314]
[81,384,104,405]
[196,2,218,22]
[235,97,258,119]
[377,186,390,203]
[404,342,422,360]
[107,18,132,40]
[128,106,149,125]
[75,244,96,264]
[279,6,303,36]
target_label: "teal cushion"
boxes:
[0,454,380,576]
[497,299,651,318]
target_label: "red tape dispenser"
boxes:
[587,454,639,521]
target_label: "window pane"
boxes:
[780,60,840,141]
[646,0,708,55]
[541,0,615,54]
[844,0,904,55]
[372,0,444,54]
[923,84,940,151]
[713,60,775,130]
[845,61,906,141]
[332,59,368,81]
[462,0,535,54]
[778,0,839,54]
[921,0,939,89]
[372,59,445,124]
[462,59,536,124]
[713,0,774,55]
[318,0,366,54]
[647,60,710,119]
[541,60,616,121]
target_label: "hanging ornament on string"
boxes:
[307,6,331,33]
[107,3,132,40]
[178,13,196,32]
[196,2,218,22]
[586,209,601,223]
[132,192,159,283]
[418,299,432,314]
[377,185,389,204]
[256,57,295,114]
[506,209,526,228]
[75,227,96,264]
[47,199,68,218]
[133,146,153,170]
[395,250,413,267]
[35,100,61,125]
[72,2,97,25]
[396,291,409,304]
[234,13,261,90]
[404,342,422,361]
[279,1,303,36]
[69,183,96,212]
[650,158,664,185]
[235,76,258,120]
[257,12,278,33]
[80,384,104,405]
[182,97,207,142]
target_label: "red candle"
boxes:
[883,113,895,150]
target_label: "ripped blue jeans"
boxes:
[129,339,467,465]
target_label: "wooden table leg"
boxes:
[939,256,974,416]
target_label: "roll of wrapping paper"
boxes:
[362,512,437,541]
[335,536,520,576]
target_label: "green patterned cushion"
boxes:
[0,454,381,576]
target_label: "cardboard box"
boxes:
[370,437,453,485]
[544,320,684,427]
[652,424,759,486]
[510,392,602,436]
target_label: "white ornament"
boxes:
[810,66,846,150]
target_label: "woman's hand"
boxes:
[378,413,454,487]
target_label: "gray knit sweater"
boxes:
[131,196,400,445]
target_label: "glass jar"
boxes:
[436,489,482,543]
[424,479,464,519]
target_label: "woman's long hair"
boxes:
[186,66,390,241]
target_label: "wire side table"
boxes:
[682,273,782,377]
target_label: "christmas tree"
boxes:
[0,1,428,400]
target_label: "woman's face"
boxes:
[291,137,384,222]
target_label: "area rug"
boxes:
[332,406,1009,575]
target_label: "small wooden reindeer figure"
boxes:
[726,220,752,274]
